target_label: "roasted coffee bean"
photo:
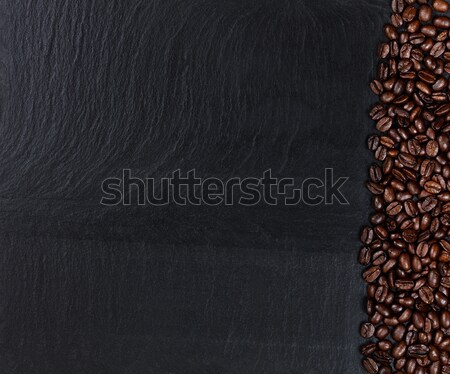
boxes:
[422,196,438,212]
[367,182,384,195]
[402,228,417,243]
[405,200,418,217]
[419,5,433,22]
[419,286,434,304]
[408,344,429,357]
[434,16,450,29]
[359,246,372,265]
[426,140,440,157]
[363,266,381,283]
[433,0,449,13]
[385,24,398,40]
[424,180,443,194]
[378,43,390,58]
[392,0,405,14]
[367,135,380,151]
[362,357,379,374]
[371,80,384,95]
[361,227,374,244]
[403,6,417,22]
[360,323,375,339]
[387,201,403,216]
[395,279,415,290]
[361,343,377,357]
[430,42,445,58]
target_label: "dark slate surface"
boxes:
[0,1,390,373]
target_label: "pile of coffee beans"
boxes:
[360,0,450,373]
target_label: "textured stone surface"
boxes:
[0,1,389,373]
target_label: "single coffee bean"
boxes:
[367,181,384,195]
[361,323,375,339]
[422,196,438,212]
[407,344,429,357]
[361,343,377,357]
[424,180,443,194]
[360,227,374,244]
[413,312,425,330]
[392,0,405,13]
[387,201,403,216]
[363,266,381,283]
[369,165,382,182]
[378,43,390,58]
[395,279,415,290]
[402,228,417,243]
[418,286,434,304]
[367,135,380,151]
[403,6,417,22]
[385,24,398,40]
[433,0,449,13]
[392,341,407,359]
[430,42,445,58]
[419,5,433,22]
[362,357,379,374]
[441,311,450,328]
[426,140,439,157]
[434,16,450,29]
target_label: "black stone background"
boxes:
[0,0,391,373]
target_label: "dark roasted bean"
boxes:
[434,16,450,29]
[408,344,429,357]
[363,266,381,283]
[419,5,433,22]
[362,357,379,374]
[433,0,449,13]
[360,323,375,339]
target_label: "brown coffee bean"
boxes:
[403,6,417,22]
[363,266,381,283]
[422,196,438,212]
[360,227,374,244]
[398,152,417,167]
[428,270,440,288]
[433,0,449,13]
[369,165,382,182]
[426,140,440,157]
[407,344,429,357]
[367,181,384,195]
[413,312,425,330]
[395,279,415,290]
[385,24,398,40]
[359,246,372,265]
[424,180,443,194]
[441,311,450,329]
[418,286,434,304]
[375,325,390,340]
[378,340,393,351]
[434,16,450,29]
[402,228,417,243]
[392,0,405,13]
[361,343,377,357]
[430,42,446,57]
[378,43,390,59]
[361,323,375,339]
[362,357,379,374]
[405,200,418,217]
[387,201,403,216]
[419,5,433,22]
